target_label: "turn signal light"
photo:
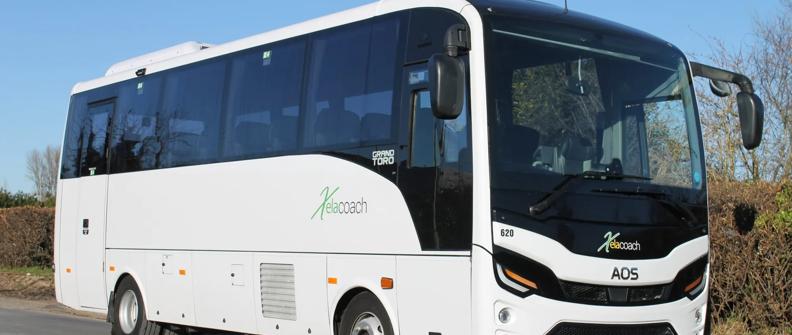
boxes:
[380,277,394,290]
[684,275,703,294]
[504,268,538,290]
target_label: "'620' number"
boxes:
[500,228,514,237]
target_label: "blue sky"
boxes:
[0,0,780,192]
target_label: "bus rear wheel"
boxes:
[111,277,173,335]
[339,292,394,335]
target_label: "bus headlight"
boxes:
[670,255,708,300]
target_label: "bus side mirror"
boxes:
[428,53,465,120]
[737,92,764,150]
[690,62,764,150]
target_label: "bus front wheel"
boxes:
[339,291,394,335]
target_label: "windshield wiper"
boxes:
[578,170,652,181]
[592,188,698,226]
[528,171,651,216]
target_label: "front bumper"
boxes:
[491,286,707,335]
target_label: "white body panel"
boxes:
[395,256,472,335]
[105,155,420,253]
[75,175,109,309]
[493,222,709,286]
[191,252,257,332]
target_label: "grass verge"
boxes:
[0,266,53,279]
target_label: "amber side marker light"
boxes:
[684,275,703,293]
[327,277,338,285]
[504,268,538,290]
[380,277,394,290]
[178,269,187,276]
[65,267,72,273]
[109,265,116,272]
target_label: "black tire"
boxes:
[339,292,394,335]
[111,277,174,335]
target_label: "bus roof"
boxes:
[71,0,471,95]
[71,0,676,95]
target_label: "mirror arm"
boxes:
[690,62,755,94]
[444,24,471,57]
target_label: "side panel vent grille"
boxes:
[259,263,296,320]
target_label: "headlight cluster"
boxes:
[493,246,709,305]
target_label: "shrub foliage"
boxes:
[0,207,54,268]
[0,189,41,208]
[708,178,791,332]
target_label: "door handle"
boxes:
[82,219,89,235]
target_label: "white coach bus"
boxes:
[55,1,764,334]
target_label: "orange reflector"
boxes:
[109,266,116,272]
[380,277,394,290]
[65,267,72,273]
[504,268,538,290]
[179,269,187,276]
[327,277,338,285]
[684,275,703,293]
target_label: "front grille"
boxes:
[559,281,607,304]
[559,281,671,306]
[548,322,676,335]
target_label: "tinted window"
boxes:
[362,18,400,142]
[61,95,88,179]
[406,9,465,63]
[159,60,227,167]
[223,40,305,159]
[411,90,435,167]
[110,77,163,173]
[79,101,114,176]
[303,18,400,149]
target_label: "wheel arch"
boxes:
[332,286,398,335]
[111,271,149,318]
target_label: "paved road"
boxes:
[0,307,109,335]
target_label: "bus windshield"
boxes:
[486,17,705,211]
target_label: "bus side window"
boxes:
[61,95,88,179]
[360,18,400,143]
[79,101,114,177]
[303,17,400,150]
[159,60,227,167]
[222,39,306,159]
[111,77,163,173]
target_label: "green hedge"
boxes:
[708,178,791,333]
[0,207,54,268]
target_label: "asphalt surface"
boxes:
[0,306,109,335]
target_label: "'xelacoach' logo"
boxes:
[597,231,641,253]
[311,186,368,221]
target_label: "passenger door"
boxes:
[397,65,438,249]
[76,99,114,309]
[397,62,473,251]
